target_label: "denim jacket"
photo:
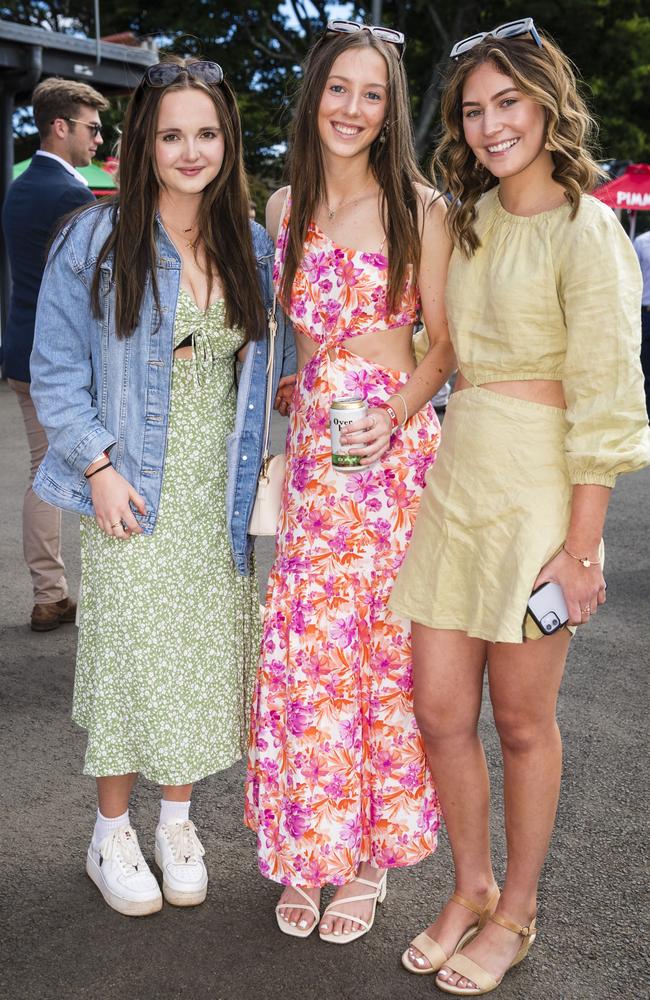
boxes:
[31,202,295,575]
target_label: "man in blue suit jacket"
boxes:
[2,77,108,631]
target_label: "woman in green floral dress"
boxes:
[30,60,270,917]
[76,291,259,788]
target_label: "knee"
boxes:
[413,692,478,748]
[493,706,559,755]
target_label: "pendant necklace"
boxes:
[326,176,372,220]
[163,219,199,250]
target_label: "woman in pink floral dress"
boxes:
[244,22,455,942]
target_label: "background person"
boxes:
[30,59,285,917]
[632,228,650,419]
[245,21,454,943]
[390,23,650,995]
[2,78,108,631]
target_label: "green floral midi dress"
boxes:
[74,291,260,784]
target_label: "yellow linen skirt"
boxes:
[390,385,574,644]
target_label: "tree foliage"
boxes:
[3,0,649,199]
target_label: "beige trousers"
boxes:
[8,378,68,605]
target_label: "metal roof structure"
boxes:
[0,19,157,96]
[0,17,158,332]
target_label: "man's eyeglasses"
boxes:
[449,18,543,60]
[326,20,406,57]
[144,61,224,88]
[56,116,103,138]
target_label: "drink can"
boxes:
[330,396,368,471]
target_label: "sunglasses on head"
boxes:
[326,19,406,57]
[449,18,543,60]
[144,61,224,88]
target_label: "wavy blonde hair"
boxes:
[433,33,604,256]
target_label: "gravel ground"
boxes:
[0,378,648,1000]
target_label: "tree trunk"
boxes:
[413,1,473,161]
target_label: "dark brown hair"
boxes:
[433,33,604,256]
[32,77,108,138]
[90,58,264,341]
[280,29,431,312]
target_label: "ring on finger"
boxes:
[110,520,123,529]
[582,605,591,614]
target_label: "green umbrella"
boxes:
[12,157,117,190]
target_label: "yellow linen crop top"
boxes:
[446,187,650,488]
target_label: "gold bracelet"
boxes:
[562,543,601,568]
[392,391,408,427]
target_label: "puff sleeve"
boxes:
[558,198,650,487]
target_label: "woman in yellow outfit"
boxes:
[390,21,650,995]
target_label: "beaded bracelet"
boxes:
[86,461,112,480]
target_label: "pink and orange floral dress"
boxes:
[244,195,441,888]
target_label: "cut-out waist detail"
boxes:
[295,344,415,383]
[293,318,416,344]
[454,371,566,409]
[296,340,415,378]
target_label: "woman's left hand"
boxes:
[533,549,606,627]
[340,407,393,465]
[274,374,297,416]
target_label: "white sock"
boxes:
[159,799,190,828]
[92,808,130,850]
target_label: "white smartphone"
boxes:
[526,582,569,635]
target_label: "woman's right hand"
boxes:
[88,466,147,538]
[533,548,606,627]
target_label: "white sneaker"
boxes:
[86,825,163,917]
[154,819,208,906]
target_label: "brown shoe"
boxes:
[31,597,77,632]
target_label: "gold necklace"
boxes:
[163,218,199,250]
[326,177,372,220]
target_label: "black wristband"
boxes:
[85,461,112,479]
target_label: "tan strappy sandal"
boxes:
[435,912,537,995]
[402,887,500,975]
[275,886,320,938]
[319,872,387,944]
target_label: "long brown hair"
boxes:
[281,29,431,312]
[91,58,264,340]
[434,34,604,257]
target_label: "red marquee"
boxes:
[593,163,650,211]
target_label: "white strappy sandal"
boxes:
[275,886,320,938]
[319,872,387,945]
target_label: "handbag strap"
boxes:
[260,187,290,473]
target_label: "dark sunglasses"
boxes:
[450,18,543,60]
[144,61,224,88]
[326,19,406,58]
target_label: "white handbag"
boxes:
[249,295,287,536]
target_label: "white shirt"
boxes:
[633,231,650,306]
[35,150,89,187]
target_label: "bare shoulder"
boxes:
[266,185,290,244]
[414,182,447,227]
[413,184,450,261]
[411,184,452,277]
